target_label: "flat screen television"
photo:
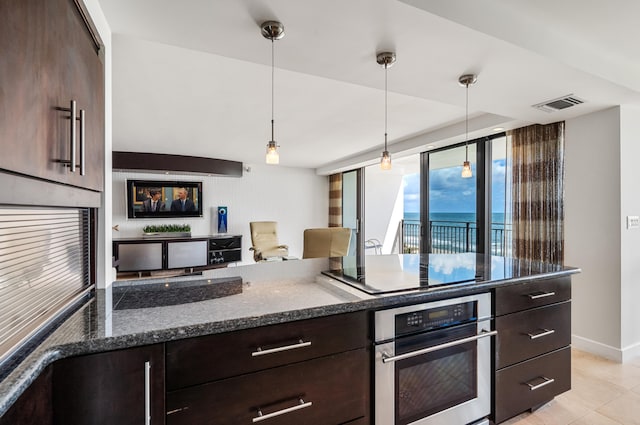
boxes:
[126,179,203,219]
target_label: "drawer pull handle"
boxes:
[525,376,555,391]
[527,291,556,300]
[252,339,311,357]
[78,109,86,176]
[144,361,151,425]
[253,398,312,422]
[526,328,555,340]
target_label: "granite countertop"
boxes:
[0,255,580,417]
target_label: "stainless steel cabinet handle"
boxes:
[527,291,556,300]
[56,100,86,175]
[144,361,151,425]
[69,100,77,173]
[381,329,498,363]
[56,100,77,172]
[251,339,311,357]
[252,398,312,423]
[526,328,555,339]
[78,109,85,176]
[525,376,555,391]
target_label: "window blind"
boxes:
[0,207,90,364]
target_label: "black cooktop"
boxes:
[322,253,570,295]
[322,253,482,294]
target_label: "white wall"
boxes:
[565,107,622,358]
[112,165,328,264]
[619,105,640,359]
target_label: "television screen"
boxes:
[126,180,203,219]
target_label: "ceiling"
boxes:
[98,0,640,171]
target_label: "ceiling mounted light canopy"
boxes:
[377,51,396,170]
[459,73,477,178]
[261,21,285,165]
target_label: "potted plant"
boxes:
[142,224,191,238]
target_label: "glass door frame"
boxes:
[420,133,505,254]
[342,168,364,258]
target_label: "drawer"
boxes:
[494,347,571,424]
[209,236,241,250]
[209,248,241,264]
[495,276,571,316]
[166,312,368,390]
[166,348,369,425]
[496,301,571,369]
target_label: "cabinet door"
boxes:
[166,312,368,390]
[0,366,52,425]
[494,347,571,424]
[167,348,369,425]
[495,301,571,369]
[0,0,104,192]
[53,344,165,425]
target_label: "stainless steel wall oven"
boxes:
[374,293,495,425]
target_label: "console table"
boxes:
[113,235,242,274]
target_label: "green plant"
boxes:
[143,224,191,233]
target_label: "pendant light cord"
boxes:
[271,38,275,142]
[384,62,388,151]
[465,82,469,162]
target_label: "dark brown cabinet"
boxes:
[0,0,104,192]
[113,235,242,274]
[493,276,572,423]
[52,344,165,425]
[166,312,370,425]
[0,366,52,425]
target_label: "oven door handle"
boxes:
[381,329,498,363]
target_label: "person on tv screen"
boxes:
[141,190,165,212]
[170,188,196,212]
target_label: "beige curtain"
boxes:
[329,173,342,227]
[510,121,565,264]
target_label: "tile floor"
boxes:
[502,349,640,425]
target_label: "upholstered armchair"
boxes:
[249,221,289,262]
[302,227,351,259]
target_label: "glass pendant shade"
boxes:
[459,74,477,179]
[377,52,396,171]
[380,150,392,170]
[461,160,472,178]
[265,141,279,164]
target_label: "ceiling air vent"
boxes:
[532,94,585,113]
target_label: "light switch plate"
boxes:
[627,216,640,229]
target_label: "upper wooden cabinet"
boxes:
[0,0,105,192]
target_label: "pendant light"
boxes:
[377,52,396,170]
[459,73,477,178]
[261,21,285,165]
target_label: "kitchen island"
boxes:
[0,253,579,424]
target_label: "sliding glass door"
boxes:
[421,133,505,254]
[423,144,478,253]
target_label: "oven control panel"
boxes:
[395,301,476,335]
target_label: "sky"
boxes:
[403,158,507,214]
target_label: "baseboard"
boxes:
[572,335,623,362]
[621,341,640,363]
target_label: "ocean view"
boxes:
[404,211,508,225]
[402,212,511,254]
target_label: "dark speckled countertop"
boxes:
[0,254,579,417]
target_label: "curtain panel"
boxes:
[509,121,565,264]
[329,174,342,227]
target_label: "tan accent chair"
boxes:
[249,221,289,262]
[302,227,351,259]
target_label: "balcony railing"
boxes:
[400,220,512,256]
